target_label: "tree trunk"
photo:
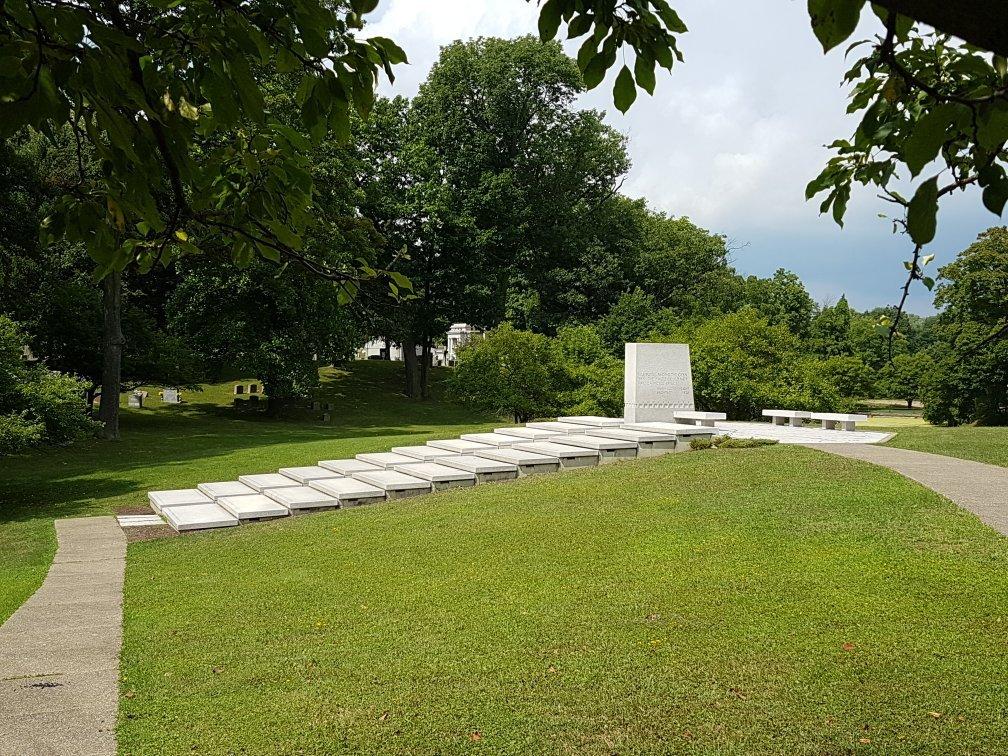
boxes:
[907,398,913,409]
[98,271,124,441]
[419,336,431,400]
[403,338,421,398]
[86,384,100,417]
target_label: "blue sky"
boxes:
[368,1,1001,314]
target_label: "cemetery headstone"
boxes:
[163,388,181,404]
[623,343,695,423]
[128,392,143,408]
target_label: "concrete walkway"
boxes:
[812,444,1008,536]
[0,516,125,756]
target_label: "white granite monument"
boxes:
[623,343,695,423]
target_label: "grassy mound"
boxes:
[119,446,1008,754]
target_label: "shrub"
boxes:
[877,353,935,408]
[666,308,844,420]
[18,368,98,445]
[691,435,779,451]
[817,355,874,399]
[552,325,623,417]
[0,413,45,455]
[0,315,96,455]
[450,324,558,422]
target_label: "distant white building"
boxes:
[357,323,484,366]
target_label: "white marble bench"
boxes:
[761,409,811,427]
[672,410,726,427]
[810,412,869,431]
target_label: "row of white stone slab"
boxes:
[147,417,715,532]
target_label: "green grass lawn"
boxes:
[118,445,1008,754]
[5,365,1008,753]
[881,424,1008,468]
[0,361,496,624]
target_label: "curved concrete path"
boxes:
[0,516,125,756]
[812,444,1008,536]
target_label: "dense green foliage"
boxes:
[922,228,1008,425]
[0,315,96,454]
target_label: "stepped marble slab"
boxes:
[198,481,257,500]
[513,441,600,468]
[460,432,521,447]
[309,477,387,506]
[352,469,432,499]
[525,421,589,434]
[558,415,624,427]
[622,421,718,436]
[117,514,164,528]
[217,493,290,521]
[239,472,304,492]
[162,502,239,532]
[494,426,562,440]
[319,458,381,475]
[393,462,477,490]
[586,427,679,456]
[427,438,494,455]
[356,452,418,469]
[391,445,456,461]
[148,489,212,514]
[265,485,340,511]
[474,447,560,475]
[437,455,520,482]
[552,434,638,461]
[279,465,343,484]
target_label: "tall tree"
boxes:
[358,37,630,398]
[0,0,406,438]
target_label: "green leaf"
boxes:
[982,175,1008,215]
[808,0,866,53]
[576,36,597,72]
[582,52,608,89]
[922,276,935,291]
[388,270,413,290]
[538,0,562,42]
[613,65,637,113]
[977,100,1008,151]
[903,105,966,176]
[906,177,938,246]
[634,55,656,95]
[567,13,593,39]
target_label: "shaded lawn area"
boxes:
[120,446,1008,755]
[0,362,496,624]
[882,425,1008,468]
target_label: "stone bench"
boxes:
[761,409,811,427]
[672,410,726,427]
[810,412,869,431]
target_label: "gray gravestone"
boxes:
[623,343,695,423]
[128,393,143,408]
[163,388,181,404]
